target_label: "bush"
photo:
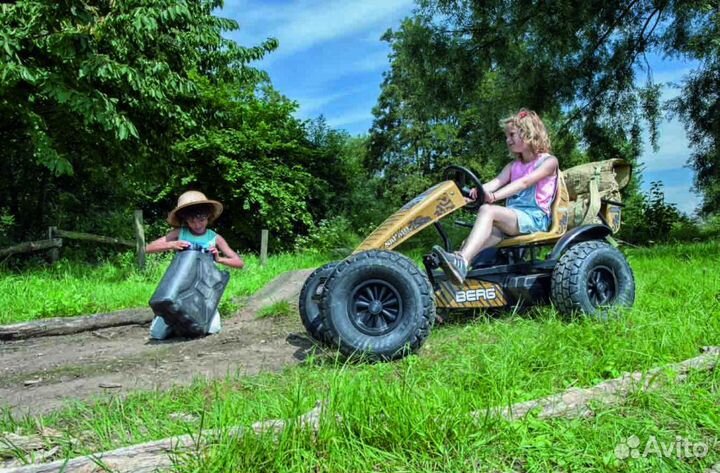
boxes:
[293,216,362,255]
[0,208,15,247]
[697,214,720,240]
[668,219,703,242]
[619,181,693,245]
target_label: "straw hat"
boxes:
[167,191,223,227]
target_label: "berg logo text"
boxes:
[455,288,497,303]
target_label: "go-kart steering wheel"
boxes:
[443,165,486,211]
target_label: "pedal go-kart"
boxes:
[299,165,635,361]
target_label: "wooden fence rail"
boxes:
[0,211,146,269]
[53,229,134,247]
[0,239,62,258]
[0,214,269,270]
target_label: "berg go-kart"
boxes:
[299,165,635,361]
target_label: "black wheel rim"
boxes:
[348,279,403,336]
[587,265,617,307]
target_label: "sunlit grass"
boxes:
[0,251,329,325]
[1,240,719,471]
[256,300,293,319]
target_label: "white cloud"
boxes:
[295,90,355,115]
[640,117,691,172]
[225,0,414,57]
[351,49,391,74]
[326,109,375,130]
[662,182,700,216]
[294,84,371,117]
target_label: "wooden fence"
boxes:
[0,212,274,269]
[0,210,146,269]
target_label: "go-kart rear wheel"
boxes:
[551,240,635,319]
[298,262,338,345]
[320,250,435,361]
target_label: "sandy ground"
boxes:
[0,269,315,418]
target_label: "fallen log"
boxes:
[478,346,720,421]
[0,309,154,341]
[0,402,326,473]
[4,348,718,472]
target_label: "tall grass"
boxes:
[0,251,329,325]
[1,241,719,471]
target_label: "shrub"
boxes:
[619,181,693,245]
[293,216,362,255]
[0,208,15,247]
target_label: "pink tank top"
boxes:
[509,153,557,215]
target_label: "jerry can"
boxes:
[149,249,230,337]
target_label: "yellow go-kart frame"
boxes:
[299,166,634,361]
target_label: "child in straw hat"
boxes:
[146,190,244,339]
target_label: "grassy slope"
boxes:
[1,241,719,472]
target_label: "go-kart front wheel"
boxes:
[320,250,435,361]
[299,262,338,345]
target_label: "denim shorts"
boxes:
[510,206,551,234]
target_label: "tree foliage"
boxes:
[369,1,719,215]
[666,1,720,216]
[171,83,340,249]
[0,0,274,240]
[620,181,689,244]
[0,0,368,252]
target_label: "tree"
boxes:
[369,1,718,215]
[666,1,720,216]
[171,81,317,249]
[0,0,277,241]
[0,1,378,253]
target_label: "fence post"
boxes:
[134,210,146,270]
[260,229,268,266]
[48,226,59,264]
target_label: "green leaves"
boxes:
[0,0,278,244]
[369,0,720,218]
[169,82,325,250]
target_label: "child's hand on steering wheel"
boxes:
[468,187,479,201]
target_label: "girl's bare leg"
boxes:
[459,204,519,262]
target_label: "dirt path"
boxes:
[0,269,315,417]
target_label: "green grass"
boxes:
[1,241,720,471]
[0,251,329,325]
[256,300,293,319]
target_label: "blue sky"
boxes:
[223,1,700,215]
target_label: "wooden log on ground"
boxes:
[0,240,62,258]
[0,309,154,341]
[3,348,719,472]
[477,346,720,421]
[0,402,326,473]
[54,230,134,248]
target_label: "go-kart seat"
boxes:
[496,172,569,247]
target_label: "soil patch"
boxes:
[0,269,316,417]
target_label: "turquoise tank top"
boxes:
[179,227,217,251]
